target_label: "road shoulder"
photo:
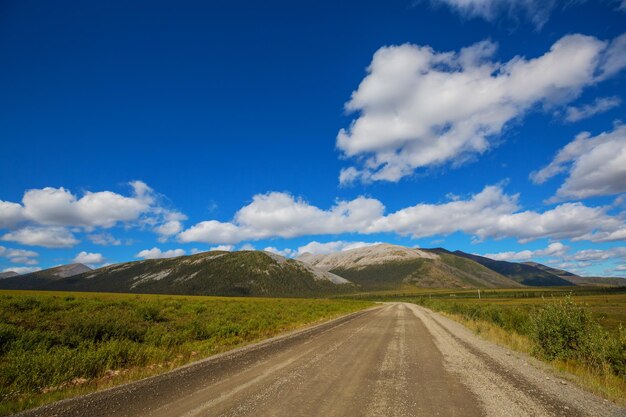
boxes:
[406,303,625,417]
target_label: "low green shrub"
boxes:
[605,326,626,376]
[532,297,600,360]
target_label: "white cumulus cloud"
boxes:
[295,240,382,257]
[179,191,385,244]
[337,33,626,184]
[18,181,151,228]
[136,247,186,260]
[1,227,79,248]
[155,220,184,238]
[263,246,294,257]
[0,201,26,229]
[209,245,234,252]
[153,211,188,242]
[0,181,185,248]
[178,186,626,245]
[73,251,105,265]
[531,124,626,200]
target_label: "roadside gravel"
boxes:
[407,304,625,417]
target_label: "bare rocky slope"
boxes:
[3,251,354,297]
[298,243,523,290]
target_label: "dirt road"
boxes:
[20,303,625,417]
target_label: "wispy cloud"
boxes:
[425,0,557,29]
[482,243,626,277]
[0,245,39,265]
[563,96,621,122]
[482,242,568,261]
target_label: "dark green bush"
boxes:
[532,296,600,361]
[137,304,165,322]
[604,325,626,376]
[65,315,145,344]
[0,323,19,354]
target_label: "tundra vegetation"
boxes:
[0,290,371,416]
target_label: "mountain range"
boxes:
[1,244,624,296]
[0,251,352,297]
[0,264,92,290]
[298,244,523,290]
[435,250,575,287]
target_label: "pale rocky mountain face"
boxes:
[298,244,525,290]
[297,243,439,271]
[257,251,351,284]
[53,263,92,278]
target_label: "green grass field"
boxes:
[349,286,626,331]
[0,290,372,416]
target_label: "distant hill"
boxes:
[0,264,92,290]
[0,271,19,279]
[562,276,626,287]
[446,250,574,286]
[520,262,626,286]
[298,244,522,290]
[521,262,579,279]
[10,251,354,297]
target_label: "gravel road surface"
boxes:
[18,303,625,417]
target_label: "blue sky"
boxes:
[1,0,626,276]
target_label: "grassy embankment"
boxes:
[0,290,372,416]
[382,287,626,405]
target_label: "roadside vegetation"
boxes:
[397,288,626,405]
[0,290,371,416]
